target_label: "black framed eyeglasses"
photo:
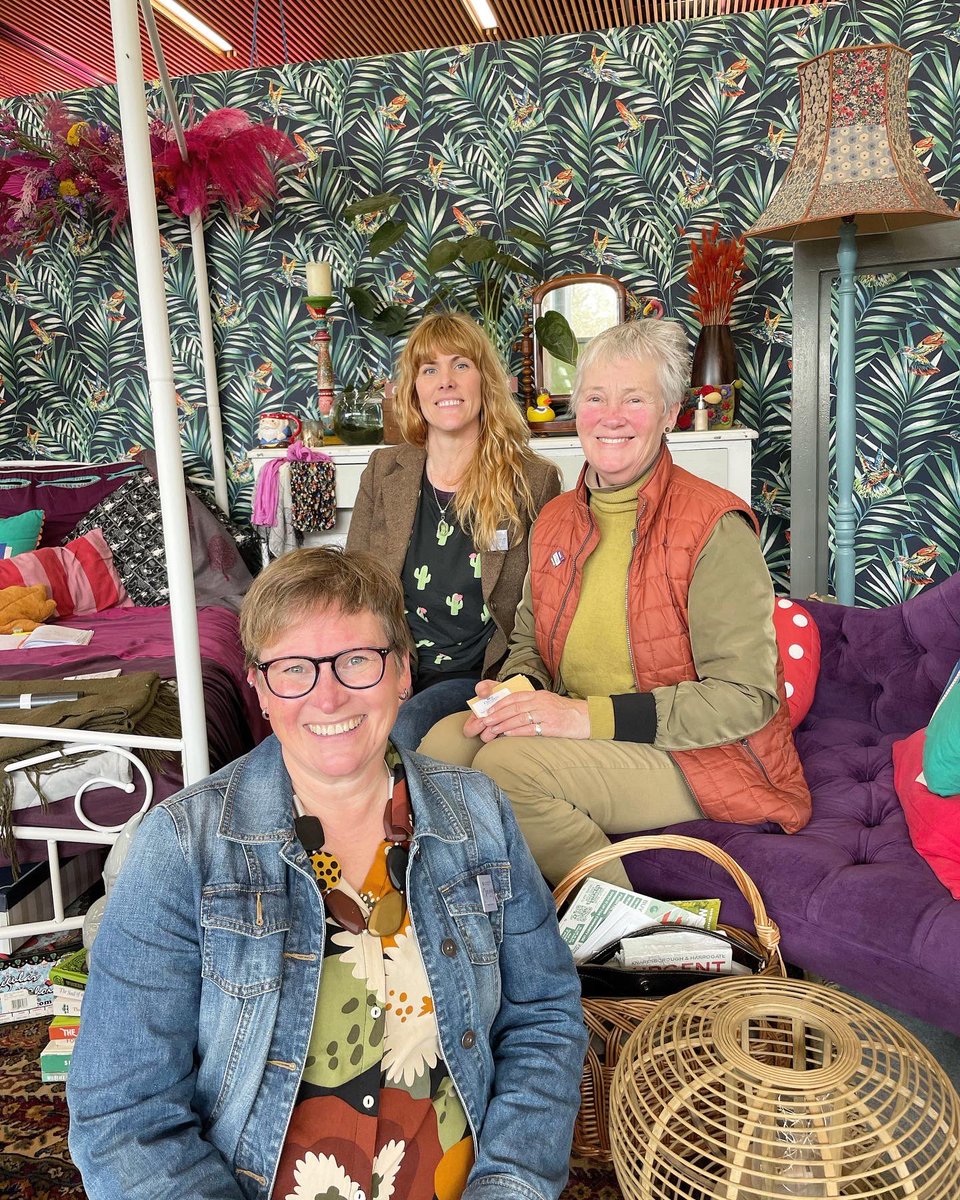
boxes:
[255,648,391,698]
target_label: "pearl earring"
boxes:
[399,687,411,701]
[261,709,270,719]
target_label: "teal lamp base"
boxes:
[833,217,858,606]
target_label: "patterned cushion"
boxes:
[67,475,169,606]
[0,529,129,616]
[772,597,821,728]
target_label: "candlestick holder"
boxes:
[306,294,336,429]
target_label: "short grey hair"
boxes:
[569,319,691,417]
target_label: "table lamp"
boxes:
[743,44,957,605]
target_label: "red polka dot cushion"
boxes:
[772,597,821,728]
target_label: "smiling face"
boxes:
[575,356,679,488]
[415,352,483,442]
[250,604,410,797]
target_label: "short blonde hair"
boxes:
[570,320,691,416]
[239,547,412,667]
[392,312,538,551]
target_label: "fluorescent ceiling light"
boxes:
[152,0,235,55]
[462,0,498,31]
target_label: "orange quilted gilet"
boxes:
[530,448,812,833]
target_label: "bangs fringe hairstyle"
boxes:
[392,312,537,552]
[570,319,691,417]
[240,546,413,668]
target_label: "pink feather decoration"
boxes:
[152,108,298,219]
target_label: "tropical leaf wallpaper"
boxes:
[2,0,960,605]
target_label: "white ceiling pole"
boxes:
[109,0,210,784]
[140,0,230,515]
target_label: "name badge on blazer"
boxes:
[491,528,510,552]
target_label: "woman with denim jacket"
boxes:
[67,547,587,1200]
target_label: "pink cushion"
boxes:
[0,528,130,618]
[772,597,821,728]
[893,727,960,899]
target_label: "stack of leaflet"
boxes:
[558,877,719,964]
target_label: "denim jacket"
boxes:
[67,737,587,1200]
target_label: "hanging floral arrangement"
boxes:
[0,100,297,255]
[0,101,127,253]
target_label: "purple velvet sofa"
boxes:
[624,572,960,1037]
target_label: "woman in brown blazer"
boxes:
[347,312,561,749]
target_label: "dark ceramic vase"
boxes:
[691,323,738,426]
[691,324,737,389]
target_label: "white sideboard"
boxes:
[249,428,758,550]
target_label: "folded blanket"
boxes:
[0,672,181,875]
[0,584,56,634]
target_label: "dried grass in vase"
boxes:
[687,223,746,326]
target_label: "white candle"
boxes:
[306,260,332,297]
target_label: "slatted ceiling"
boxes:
[1,0,809,100]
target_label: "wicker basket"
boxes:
[553,834,786,1162]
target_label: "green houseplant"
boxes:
[341,192,578,370]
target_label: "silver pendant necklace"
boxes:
[431,482,456,544]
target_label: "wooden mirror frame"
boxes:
[529,273,628,405]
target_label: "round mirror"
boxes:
[533,274,628,403]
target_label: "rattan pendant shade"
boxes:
[610,976,960,1199]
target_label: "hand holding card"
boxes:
[467,674,535,719]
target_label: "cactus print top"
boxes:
[271,767,474,1200]
[400,483,492,688]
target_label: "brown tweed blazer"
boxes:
[346,442,562,677]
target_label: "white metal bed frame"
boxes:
[2,0,231,946]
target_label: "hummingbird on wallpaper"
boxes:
[542,165,574,205]
[29,319,65,360]
[103,290,126,321]
[715,57,749,97]
[505,87,539,131]
[452,206,491,236]
[578,47,619,83]
[390,270,416,303]
[378,95,409,131]
[614,99,659,150]
[898,545,940,585]
[900,330,945,376]
[418,155,449,190]
[248,362,274,394]
[854,447,898,498]
[445,45,473,75]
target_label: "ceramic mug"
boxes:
[256,410,302,447]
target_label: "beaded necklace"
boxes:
[295,772,413,938]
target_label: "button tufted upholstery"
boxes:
[622,573,960,1035]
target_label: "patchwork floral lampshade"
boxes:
[744,43,956,241]
[744,43,958,606]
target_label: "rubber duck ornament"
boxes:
[527,391,556,423]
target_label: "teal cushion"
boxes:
[0,509,45,557]
[922,660,960,796]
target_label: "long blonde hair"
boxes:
[392,312,538,551]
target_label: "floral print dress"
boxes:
[272,822,475,1200]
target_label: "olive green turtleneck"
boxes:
[560,471,649,739]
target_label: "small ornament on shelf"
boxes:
[527,390,557,424]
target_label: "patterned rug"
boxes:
[0,1015,621,1200]
[0,1016,83,1200]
